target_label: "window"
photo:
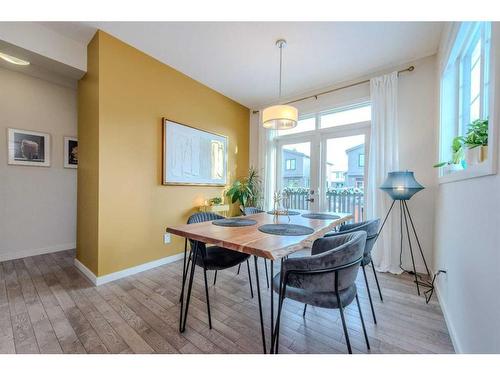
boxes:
[458,26,490,134]
[358,154,365,167]
[277,103,371,136]
[320,103,371,129]
[278,116,315,136]
[439,22,492,180]
[285,158,296,170]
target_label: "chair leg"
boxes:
[337,293,352,354]
[362,265,377,324]
[371,260,383,302]
[203,266,212,329]
[272,290,286,354]
[237,263,241,275]
[302,304,307,317]
[213,270,217,286]
[356,293,370,351]
[246,259,254,299]
[264,259,270,288]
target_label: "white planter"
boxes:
[465,146,488,166]
[445,163,463,174]
[465,147,482,167]
[481,145,489,161]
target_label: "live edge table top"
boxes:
[166,211,353,260]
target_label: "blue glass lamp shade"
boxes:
[380,171,424,200]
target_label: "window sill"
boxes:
[438,160,496,184]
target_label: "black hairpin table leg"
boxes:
[269,259,274,353]
[253,256,267,354]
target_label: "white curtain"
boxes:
[367,72,401,274]
[257,111,277,210]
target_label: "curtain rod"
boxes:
[252,65,414,114]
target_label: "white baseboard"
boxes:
[74,258,98,285]
[0,242,76,262]
[434,279,462,353]
[74,252,185,286]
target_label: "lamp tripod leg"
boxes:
[403,201,435,303]
[403,201,432,277]
[401,200,420,296]
[374,200,396,244]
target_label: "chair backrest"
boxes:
[242,207,264,216]
[338,219,380,258]
[186,212,224,255]
[284,231,366,292]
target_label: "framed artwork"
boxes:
[162,118,228,186]
[64,136,78,169]
[7,128,50,167]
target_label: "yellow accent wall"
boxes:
[77,33,100,274]
[77,31,249,277]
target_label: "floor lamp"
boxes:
[377,171,436,303]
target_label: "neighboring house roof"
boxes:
[283,149,310,159]
[345,143,364,154]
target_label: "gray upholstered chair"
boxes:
[180,212,253,331]
[271,232,370,354]
[242,206,264,215]
[323,219,382,324]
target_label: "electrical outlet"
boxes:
[163,233,171,244]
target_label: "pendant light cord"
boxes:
[278,42,283,98]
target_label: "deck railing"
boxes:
[283,188,364,222]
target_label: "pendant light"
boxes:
[262,39,298,130]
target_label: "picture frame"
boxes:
[162,118,228,186]
[7,128,50,167]
[64,136,78,169]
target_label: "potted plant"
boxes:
[225,167,262,209]
[433,136,465,173]
[463,119,488,166]
[208,197,223,206]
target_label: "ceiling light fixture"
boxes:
[262,39,298,130]
[0,52,30,66]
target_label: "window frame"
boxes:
[358,154,365,168]
[438,22,497,184]
[285,158,296,171]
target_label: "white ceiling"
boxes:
[40,22,444,108]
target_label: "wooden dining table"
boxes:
[166,210,353,353]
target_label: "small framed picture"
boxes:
[64,136,78,168]
[7,128,50,167]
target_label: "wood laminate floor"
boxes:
[0,250,454,354]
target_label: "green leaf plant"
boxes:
[463,119,488,149]
[225,167,262,208]
[433,136,465,168]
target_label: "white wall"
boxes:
[0,67,77,261]
[397,55,438,273]
[433,23,500,353]
[250,54,438,274]
[0,22,88,72]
